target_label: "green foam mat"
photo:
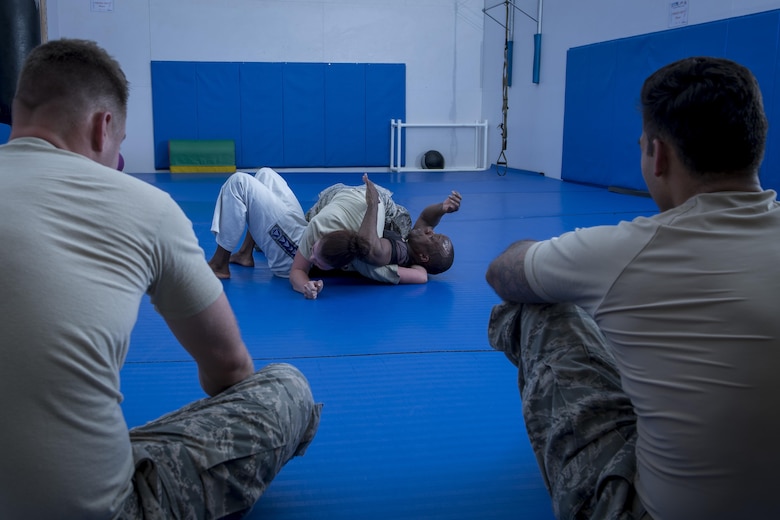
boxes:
[168,139,235,173]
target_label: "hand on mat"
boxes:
[442,190,462,213]
[303,280,324,300]
[363,173,380,207]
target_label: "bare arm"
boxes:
[485,240,547,304]
[164,292,255,396]
[398,265,428,284]
[290,250,324,299]
[413,190,462,230]
[359,173,393,265]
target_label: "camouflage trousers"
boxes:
[119,363,322,520]
[488,303,651,520]
[305,182,413,238]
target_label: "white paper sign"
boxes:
[669,0,689,28]
[91,0,114,12]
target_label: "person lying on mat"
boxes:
[0,38,321,520]
[208,168,460,298]
[485,56,780,520]
[290,172,460,299]
[316,173,459,277]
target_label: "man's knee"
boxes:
[239,363,309,398]
[225,171,255,196]
[256,362,308,385]
[487,301,525,366]
[488,302,604,380]
[248,364,319,414]
[247,364,322,456]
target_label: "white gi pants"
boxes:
[211,168,307,278]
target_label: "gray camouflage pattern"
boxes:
[118,363,322,520]
[488,302,650,520]
[305,182,413,238]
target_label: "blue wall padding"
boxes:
[195,63,242,163]
[562,9,780,192]
[366,64,406,166]
[326,63,367,167]
[283,63,326,167]
[562,41,617,189]
[151,61,405,170]
[240,63,285,167]
[0,123,9,144]
[151,61,199,169]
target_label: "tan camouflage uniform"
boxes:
[488,302,651,520]
[119,363,321,519]
[305,182,413,238]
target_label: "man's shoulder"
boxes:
[382,228,403,241]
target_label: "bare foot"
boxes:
[208,260,231,279]
[229,251,255,267]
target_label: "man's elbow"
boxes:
[413,267,429,284]
[485,263,500,291]
[201,352,255,396]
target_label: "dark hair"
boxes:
[640,56,767,176]
[14,38,129,122]
[420,235,454,275]
[318,230,371,269]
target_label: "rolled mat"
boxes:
[169,139,236,173]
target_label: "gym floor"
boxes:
[120,166,658,519]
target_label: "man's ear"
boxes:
[418,252,429,263]
[89,111,111,152]
[653,138,670,178]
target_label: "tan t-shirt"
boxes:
[0,138,223,519]
[525,191,780,520]
[300,187,401,284]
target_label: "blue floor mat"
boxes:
[121,166,659,519]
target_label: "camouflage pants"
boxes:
[488,303,650,520]
[119,363,322,520]
[305,182,413,238]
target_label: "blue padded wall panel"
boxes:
[283,63,326,167]
[239,63,285,168]
[0,123,9,144]
[610,37,653,190]
[366,64,406,166]
[151,61,199,169]
[562,9,780,192]
[152,61,405,169]
[766,19,780,192]
[196,63,242,163]
[561,42,618,188]
[724,12,779,89]
[767,60,780,192]
[725,11,780,191]
[325,63,366,167]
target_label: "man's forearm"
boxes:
[289,267,310,294]
[358,194,388,264]
[415,203,446,229]
[486,240,545,304]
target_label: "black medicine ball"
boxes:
[422,150,445,169]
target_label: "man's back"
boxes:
[526,190,780,519]
[608,192,780,519]
[0,137,221,519]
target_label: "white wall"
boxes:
[46,0,485,173]
[482,0,780,179]
[45,0,780,175]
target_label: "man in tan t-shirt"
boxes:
[486,57,780,519]
[0,38,321,519]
